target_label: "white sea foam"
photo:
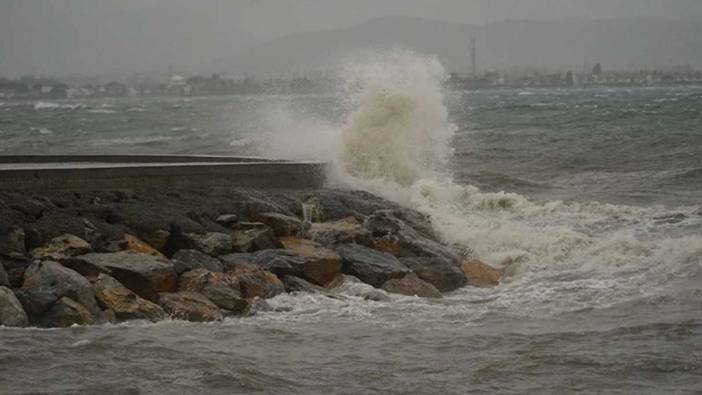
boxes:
[34,101,83,110]
[256,50,702,315]
[87,109,117,114]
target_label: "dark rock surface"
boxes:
[39,296,97,327]
[66,251,177,301]
[178,269,247,313]
[336,244,410,287]
[0,263,8,287]
[252,212,302,237]
[0,286,29,327]
[16,261,101,323]
[158,291,224,322]
[400,257,466,292]
[172,249,224,274]
[94,274,165,322]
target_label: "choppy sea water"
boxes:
[1,84,702,394]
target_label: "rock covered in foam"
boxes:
[462,260,502,288]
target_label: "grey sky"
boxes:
[1,0,701,77]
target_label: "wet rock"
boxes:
[182,232,233,256]
[462,260,502,288]
[172,249,224,274]
[400,257,466,292]
[381,273,442,299]
[39,296,96,327]
[66,251,177,301]
[363,210,461,264]
[242,296,272,316]
[252,212,302,237]
[0,227,26,258]
[124,234,166,258]
[17,261,101,322]
[279,237,341,285]
[30,234,92,261]
[305,217,371,246]
[336,244,410,287]
[0,286,28,327]
[215,214,239,228]
[93,274,165,322]
[232,226,281,252]
[282,275,324,293]
[158,291,224,322]
[0,263,8,287]
[228,263,284,299]
[141,229,171,252]
[0,256,30,288]
[178,269,247,313]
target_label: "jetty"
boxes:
[0,155,326,190]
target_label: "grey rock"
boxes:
[282,275,324,293]
[400,257,466,292]
[0,286,28,327]
[182,232,233,256]
[251,212,302,237]
[336,244,410,287]
[178,269,247,313]
[215,214,239,227]
[172,249,224,274]
[39,296,97,327]
[17,261,101,323]
[0,263,8,287]
[158,291,224,322]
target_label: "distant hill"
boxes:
[211,16,702,75]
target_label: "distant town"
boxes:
[1,64,701,100]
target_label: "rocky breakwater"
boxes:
[0,188,502,327]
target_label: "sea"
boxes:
[1,53,701,394]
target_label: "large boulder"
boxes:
[140,229,171,253]
[0,256,30,288]
[158,291,223,322]
[252,213,302,237]
[171,249,224,274]
[39,296,97,327]
[0,286,28,327]
[232,225,281,252]
[279,238,341,285]
[336,244,410,287]
[228,263,284,299]
[462,260,502,288]
[400,257,466,292]
[17,261,101,322]
[282,275,324,294]
[363,210,461,264]
[124,234,166,259]
[178,269,247,313]
[381,273,442,299]
[0,227,26,258]
[93,274,165,322]
[304,217,372,247]
[30,234,92,261]
[66,251,177,301]
[182,232,233,256]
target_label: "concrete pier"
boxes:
[0,155,327,191]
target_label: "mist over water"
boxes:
[1,52,702,394]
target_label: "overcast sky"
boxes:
[1,0,701,77]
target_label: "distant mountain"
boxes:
[212,16,702,75]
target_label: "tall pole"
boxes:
[470,37,477,78]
